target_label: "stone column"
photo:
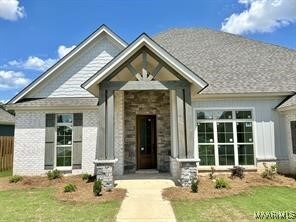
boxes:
[94,159,118,188]
[170,158,199,187]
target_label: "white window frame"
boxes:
[55,113,73,171]
[194,107,257,170]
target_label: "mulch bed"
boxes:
[0,175,126,203]
[162,173,296,201]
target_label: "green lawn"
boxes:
[172,187,296,222]
[0,170,12,178]
[0,188,121,222]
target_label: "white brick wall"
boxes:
[114,91,124,175]
[27,36,121,98]
[82,110,99,174]
[13,110,99,176]
[13,111,46,175]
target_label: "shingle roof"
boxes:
[153,28,296,94]
[277,94,296,110]
[0,107,15,124]
[8,97,99,108]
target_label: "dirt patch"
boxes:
[162,173,296,201]
[0,175,126,203]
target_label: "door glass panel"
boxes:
[140,117,152,155]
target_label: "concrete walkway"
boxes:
[115,172,177,222]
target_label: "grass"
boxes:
[172,186,296,222]
[0,170,12,178]
[0,188,121,222]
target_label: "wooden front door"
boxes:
[136,115,157,169]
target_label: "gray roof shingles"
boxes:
[278,94,296,109]
[153,28,296,94]
[0,108,15,124]
[10,28,296,109]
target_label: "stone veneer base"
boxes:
[170,157,199,187]
[94,159,117,188]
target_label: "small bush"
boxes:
[81,173,91,181]
[261,163,277,180]
[191,178,199,193]
[81,173,96,183]
[9,175,23,183]
[47,169,62,180]
[215,177,230,189]
[230,166,245,179]
[209,167,216,180]
[93,179,102,196]
[64,183,77,193]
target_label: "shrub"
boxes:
[81,173,96,183]
[261,163,277,180]
[215,177,230,189]
[93,179,102,196]
[230,166,245,179]
[64,183,77,193]
[9,175,23,183]
[47,169,62,180]
[81,173,91,181]
[191,178,199,193]
[209,167,216,180]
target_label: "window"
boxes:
[196,109,255,166]
[290,121,296,154]
[198,122,215,165]
[217,122,234,165]
[56,114,72,167]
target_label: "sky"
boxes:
[0,0,296,102]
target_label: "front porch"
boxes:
[81,34,208,186]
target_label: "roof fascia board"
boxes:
[82,34,208,91]
[193,92,293,100]
[8,25,127,104]
[6,105,99,111]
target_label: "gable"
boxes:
[26,36,122,98]
[9,25,127,103]
[82,34,208,96]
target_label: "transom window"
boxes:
[56,114,73,167]
[196,110,255,166]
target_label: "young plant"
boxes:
[230,166,245,179]
[191,178,199,193]
[261,163,277,180]
[81,174,96,183]
[9,175,23,183]
[209,166,216,180]
[81,173,91,181]
[64,183,77,193]
[93,179,102,196]
[215,177,230,189]
[47,169,62,180]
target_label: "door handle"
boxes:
[141,147,144,151]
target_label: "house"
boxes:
[6,25,296,186]
[0,107,15,136]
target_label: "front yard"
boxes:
[163,172,296,221]
[0,188,120,222]
[0,175,126,222]
[172,186,296,221]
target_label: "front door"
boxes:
[136,115,157,169]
